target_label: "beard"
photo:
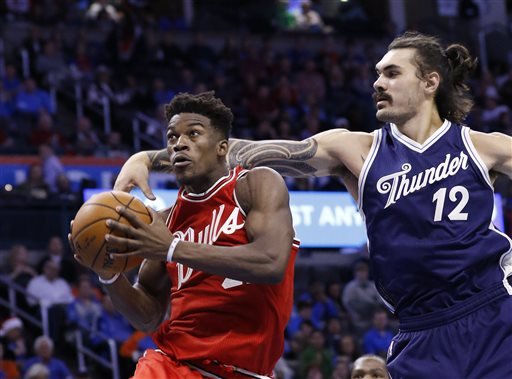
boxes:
[376,107,416,125]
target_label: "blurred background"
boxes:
[0,1,511,378]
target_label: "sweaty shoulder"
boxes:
[468,130,512,176]
[235,167,288,214]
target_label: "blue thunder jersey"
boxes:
[358,120,512,319]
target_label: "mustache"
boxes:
[372,92,392,103]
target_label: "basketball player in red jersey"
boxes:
[70,91,299,379]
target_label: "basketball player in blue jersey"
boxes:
[115,31,512,378]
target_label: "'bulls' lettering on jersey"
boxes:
[153,166,299,376]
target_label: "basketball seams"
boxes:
[90,205,125,270]
[73,192,150,273]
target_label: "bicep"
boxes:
[242,169,295,263]
[471,131,512,179]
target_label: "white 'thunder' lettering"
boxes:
[376,152,469,208]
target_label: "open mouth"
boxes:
[172,155,192,167]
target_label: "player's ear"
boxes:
[217,139,228,157]
[424,71,440,96]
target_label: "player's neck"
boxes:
[183,165,230,195]
[394,106,444,144]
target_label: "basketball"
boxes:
[71,191,152,273]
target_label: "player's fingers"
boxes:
[115,206,145,228]
[106,218,137,235]
[67,233,76,252]
[73,254,87,267]
[147,207,159,225]
[113,177,134,192]
[139,182,156,201]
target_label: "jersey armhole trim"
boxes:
[461,127,494,189]
[357,129,382,214]
[234,169,249,217]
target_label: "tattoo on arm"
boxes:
[146,149,173,173]
[227,139,319,177]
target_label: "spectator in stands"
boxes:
[0,244,36,315]
[74,117,100,156]
[22,336,72,379]
[35,41,67,85]
[15,164,50,200]
[23,363,49,379]
[85,0,118,21]
[0,317,30,363]
[96,131,130,159]
[4,244,37,289]
[51,173,78,203]
[342,259,382,335]
[294,0,324,32]
[91,294,133,376]
[93,294,133,347]
[301,281,340,331]
[86,66,126,107]
[26,260,73,347]
[296,60,326,102]
[337,334,360,362]
[66,277,102,335]
[287,299,317,338]
[324,317,345,354]
[362,308,394,358]
[37,236,77,284]
[38,145,64,193]
[481,91,510,133]
[332,355,351,379]
[298,329,333,379]
[2,64,21,96]
[29,113,66,153]
[151,78,174,108]
[0,342,20,379]
[350,354,390,379]
[14,79,54,115]
[0,82,15,120]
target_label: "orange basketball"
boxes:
[71,191,152,273]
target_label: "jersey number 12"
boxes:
[432,186,469,222]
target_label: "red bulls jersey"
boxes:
[153,166,299,376]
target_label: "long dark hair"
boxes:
[388,31,478,124]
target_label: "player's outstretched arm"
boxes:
[114,129,371,197]
[470,131,512,179]
[113,149,172,200]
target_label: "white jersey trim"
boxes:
[181,169,235,203]
[490,222,512,295]
[357,129,382,219]
[460,127,494,189]
[390,120,451,153]
[233,169,249,218]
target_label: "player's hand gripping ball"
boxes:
[70,191,152,273]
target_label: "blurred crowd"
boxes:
[0,1,511,378]
[0,235,392,379]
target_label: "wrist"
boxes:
[167,238,181,263]
[98,272,121,285]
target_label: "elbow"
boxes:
[260,253,287,284]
